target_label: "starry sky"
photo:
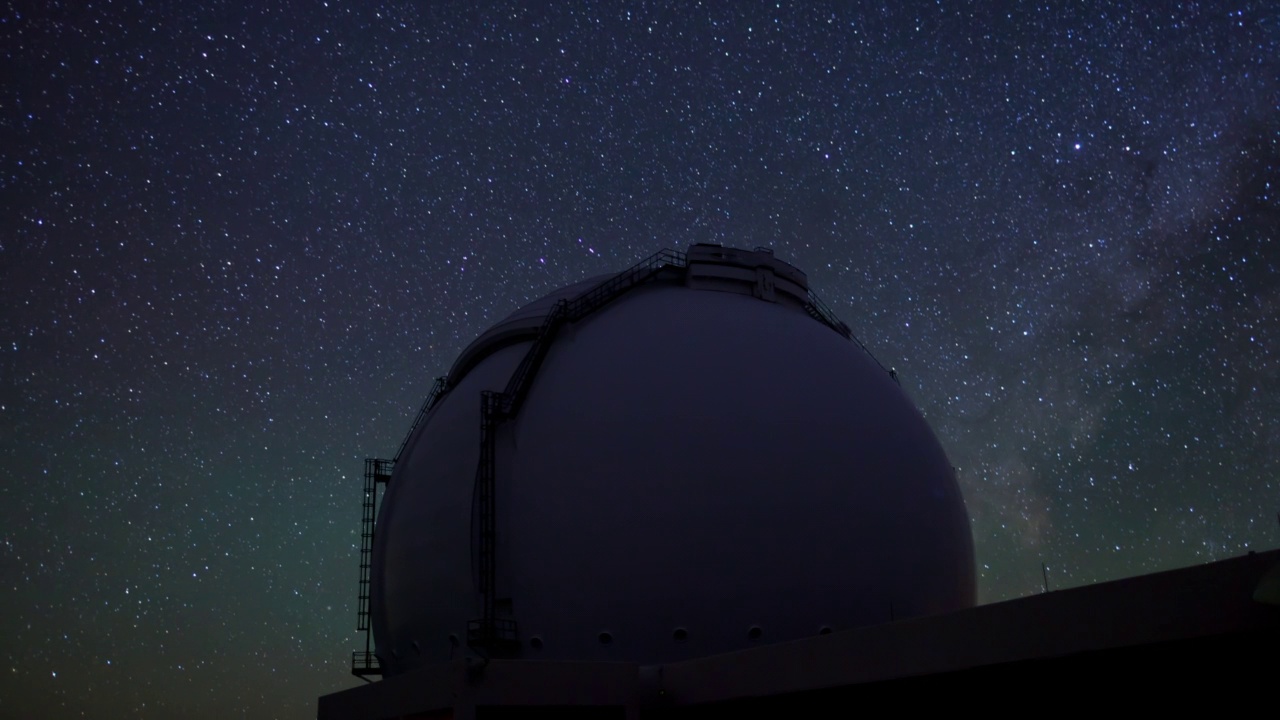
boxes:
[2,1,1278,717]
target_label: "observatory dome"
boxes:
[370,244,975,676]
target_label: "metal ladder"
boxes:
[468,248,687,653]
[351,378,448,678]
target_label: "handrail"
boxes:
[393,377,447,463]
[803,290,895,381]
[803,291,852,339]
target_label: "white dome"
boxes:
[370,245,975,675]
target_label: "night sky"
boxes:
[3,1,1278,717]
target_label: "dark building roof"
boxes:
[319,549,1280,718]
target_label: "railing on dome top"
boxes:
[801,291,894,381]
[801,291,852,339]
[394,377,449,464]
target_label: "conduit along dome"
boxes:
[351,244,976,678]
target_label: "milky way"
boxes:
[2,2,1277,717]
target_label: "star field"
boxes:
[2,2,1278,717]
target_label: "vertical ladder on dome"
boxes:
[468,248,687,654]
[352,457,392,678]
[351,378,448,678]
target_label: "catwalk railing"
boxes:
[802,291,894,381]
[395,377,448,463]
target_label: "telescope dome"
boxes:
[370,244,975,676]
